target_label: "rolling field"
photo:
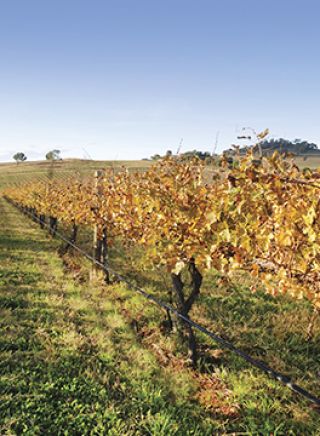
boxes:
[0,159,153,188]
[1,154,320,188]
[293,155,320,170]
[0,158,320,434]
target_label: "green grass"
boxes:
[1,195,320,433]
[94,241,320,434]
[0,198,233,435]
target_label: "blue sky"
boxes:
[0,0,319,161]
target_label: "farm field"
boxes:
[292,155,320,169]
[1,154,320,188]
[1,157,320,434]
[0,159,153,188]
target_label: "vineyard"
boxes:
[1,152,320,433]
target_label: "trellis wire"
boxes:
[5,196,320,408]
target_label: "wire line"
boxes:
[5,196,320,408]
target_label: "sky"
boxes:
[0,0,320,162]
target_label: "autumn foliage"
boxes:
[3,152,320,363]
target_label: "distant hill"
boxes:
[0,158,152,189]
[225,138,320,157]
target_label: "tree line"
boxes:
[226,138,320,157]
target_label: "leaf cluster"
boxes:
[5,152,320,308]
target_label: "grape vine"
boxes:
[3,151,320,364]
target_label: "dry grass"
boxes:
[0,158,153,188]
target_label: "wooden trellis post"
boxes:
[91,170,110,283]
[92,170,103,280]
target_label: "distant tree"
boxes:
[151,154,161,161]
[46,149,62,161]
[151,149,213,161]
[179,150,212,161]
[13,152,27,164]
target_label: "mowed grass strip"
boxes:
[99,238,320,434]
[1,197,320,435]
[0,198,223,435]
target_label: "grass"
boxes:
[91,239,320,434]
[0,158,153,188]
[0,198,235,435]
[293,155,320,169]
[1,201,319,434]
[1,158,320,433]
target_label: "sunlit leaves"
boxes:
[4,152,320,308]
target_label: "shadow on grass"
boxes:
[0,235,56,253]
[107,246,320,410]
[1,200,318,433]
